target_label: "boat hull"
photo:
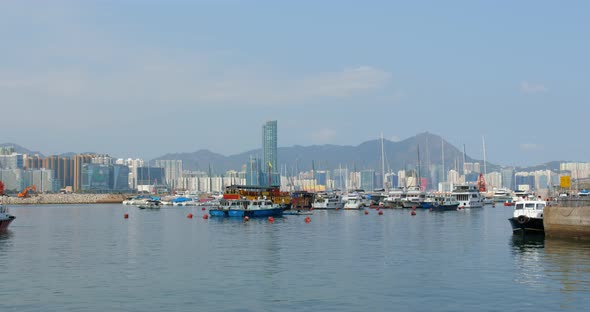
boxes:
[508,216,544,233]
[432,204,459,211]
[228,208,283,218]
[0,216,15,231]
[209,209,228,217]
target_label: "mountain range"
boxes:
[153,132,501,174]
[2,133,566,174]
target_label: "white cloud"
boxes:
[520,81,548,94]
[520,143,544,151]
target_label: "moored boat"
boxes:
[138,199,162,209]
[508,199,546,233]
[312,193,344,210]
[226,198,283,218]
[432,196,459,211]
[451,184,483,208]
[0,204,16,231]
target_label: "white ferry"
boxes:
[451,184,483,208]
[312,193,344,210]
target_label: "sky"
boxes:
[0,0,588,167]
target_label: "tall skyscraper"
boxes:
[262,120,278,186]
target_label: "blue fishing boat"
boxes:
[210,199,283,218]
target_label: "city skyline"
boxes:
[1,1,589,166]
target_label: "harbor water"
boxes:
[2,204,590,311]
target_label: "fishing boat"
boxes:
[227,198,283,218]
[0,204,15,231]
[431,196,459,211]
[508,199,546,233]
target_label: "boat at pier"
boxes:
[343,192,370,210]
[0,204,16,231]
[451,184,483,208]
[138,199,162,209]
[508,199,546,233]
[432,196,460,211]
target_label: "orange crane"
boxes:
[477,173,487,193]
[0,181,4,196]
[18,185,36,198]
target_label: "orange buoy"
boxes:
[268,216,275,223]
[187,213,193,219]
[201,207,206,211]
[335,208,339,211]
[244,216,250,221]
[124,213,129,219]
[364,210,369,215]
[305,217,311,223]
[202,214,209,220]
[378,211,383,215]
[411,210,416,216]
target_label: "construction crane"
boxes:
[18,185,36,198]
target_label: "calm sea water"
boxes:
[2,204,590,311]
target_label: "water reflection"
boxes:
[510,233,546,289]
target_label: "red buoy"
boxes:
[187,213,193,219]
[244,216,250,222]
[201,207,206,211]
[202,214,209,220]
[268,216,275,223]
[411,210,416,216]
[378,211,383,215]
[124,213,129,219]
[364,210,369,215]
[305,217,311,223]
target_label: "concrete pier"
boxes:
[544,199,590,239]
[2,194,127,205]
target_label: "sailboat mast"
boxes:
[381,133,386,191]
[482,136,487,177]
[417,144,421,189]
[441,137,445,183]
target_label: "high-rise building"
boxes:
[262,120,278,186]
[154,159,183,189]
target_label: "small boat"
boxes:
[0,204,16,231]
[138,200,162,209]
[283,210,314,216]
[451,184,483,208]
[508,199,546,233]
[432,196,459,211]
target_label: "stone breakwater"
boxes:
[545,199,590,240]
[3,194,127,205]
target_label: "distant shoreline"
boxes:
[2,194,126,205]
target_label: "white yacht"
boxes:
[343,192,370,210]
[383,187,406,208]
[312,193,344,210]
[401,186,425,208]
[451,184,483,208]
[492,188,513,202]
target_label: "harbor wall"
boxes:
[2,194,127,205]
[544,204,590,239]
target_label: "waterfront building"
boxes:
[245,156,262,187]
[82,164,111,191]
[112,165,131,191]
[485,172,502,190]
[262,120,279,186]
[0,153,24,169]
[515,172,535,191]
[154,159,183,189]
[136,167,165,186]
[501,168,515,190]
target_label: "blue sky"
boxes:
[0,1,588,166]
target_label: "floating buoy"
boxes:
[305,217,311,223]
[411,210,416,216]
[202,214,209,220]
[124,213,129,219]
[268,216,275,223]
[201,207,206,211]
[244,216,250,222]
[364,210,369,215]
[335,208,339,211]
[378,211,383,215]
[187,213,193,219]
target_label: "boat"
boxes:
[431,196,459,211]
[283,210,314,215]
[138,199,162,209]
[312,193,344,210]
[508,199,546,233]
[0,204,15,231]
[451,184,483,208]
[290,191,315,210]
[343,192,370,210]
[209,199,249,217]
[383,187,406,208]
[492,188,513,202]
[226,198,283,218]
[401,187,425,208]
